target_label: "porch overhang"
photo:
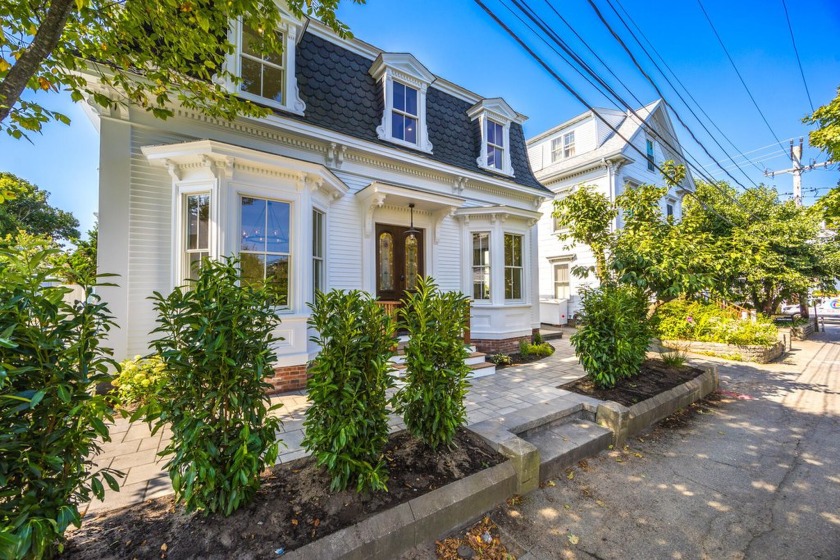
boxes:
[356,181,466,240]
[454,205,542,226]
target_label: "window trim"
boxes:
[486,119,506,171]
[173,183,218,289]
[312,207,325,299]
[369,53,434,153]
[183,192,211,282]
[646,138,656,172]
[553,263,570,300]
[504,232,524,302]
[238,194,294,311]
[563,131,576,158]
[471,231,492,301]
[230,18,306,115]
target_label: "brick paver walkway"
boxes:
[84,334,585,514]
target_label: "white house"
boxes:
[85,12,550,392]
[527,100,696,321]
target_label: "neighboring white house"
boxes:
[85,12,550,392]
[527,100,696,321]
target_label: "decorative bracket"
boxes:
[453,176,468,195]
[326,143,347,169]
[163,159,182,181]
[364,193,387,237]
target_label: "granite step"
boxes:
[522,419,612,484]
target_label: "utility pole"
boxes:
[764,137,833,206]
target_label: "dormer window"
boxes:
[550,131,575,162]
[391,81,419,144]
[486,120,505,170]
[468,97,526,177]
[370,53,434,153]
[240,26,285,103]
[230,18,306,115]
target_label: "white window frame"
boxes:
[471,231,491,301]
[485,119,506,171]
[563,131,576,158]
[312,207,325,299]
[504,232,524,301]
[229,18,306,115]
[173,183,219,288]
[369,53,434,153]
[550,138,562,163]
[238,194,293,310]
[468,99,523,177]
[553,263,570,300]
[182,192,211,282]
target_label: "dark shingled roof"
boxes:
[284,32,548,194]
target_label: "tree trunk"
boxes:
[0,0,76,124]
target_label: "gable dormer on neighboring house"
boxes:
[526,100,695,322]
[85,14,549,393]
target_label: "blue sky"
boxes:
[1,0,838,235]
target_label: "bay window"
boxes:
[240,196,291,307]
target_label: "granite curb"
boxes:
[595,363,719,447]
[284,456,517,560]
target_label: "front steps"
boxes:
[522,418,612,484]
[389,341,497,378]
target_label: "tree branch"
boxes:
[0,0,76,124]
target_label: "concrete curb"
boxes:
[284,457,517,560]
[595,364,719,447]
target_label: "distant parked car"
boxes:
[779,302,805,319]
[781,298,840,320]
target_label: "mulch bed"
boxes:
[62,428,504,560]
[560,359,706,407]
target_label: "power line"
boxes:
[587,0,761,191]
[472,0,744,226]
[780,0,815,113]
[611,0,768,175]
[506,0,749,201]
[696,0,789,159]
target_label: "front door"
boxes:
[375,223,424,301]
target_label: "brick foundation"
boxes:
[472,335,534,355]
[265,364,309,394]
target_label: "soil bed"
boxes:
[493,344,556,369]
[62,428,504,560]
[560,359,705,407]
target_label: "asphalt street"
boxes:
[404,325,840,559]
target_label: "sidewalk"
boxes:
[85,334,586,514]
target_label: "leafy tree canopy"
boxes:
[804,85,840,162]
[0,171,79,241]
[0,0,361,139]
[682,181,839,314]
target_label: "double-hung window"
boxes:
[472,232,491,300]
[391,81,419,145]
[554,264,570,299]
[563,132,576,158]
[240,196,291,307]
[183,193,210,281]
[504,233,523,300]
[312,209,325,296]
[550,137,563,163]
[240,25,285,104]
[666,203,674,219]
[486,120,505,170]
[646,139,655,171]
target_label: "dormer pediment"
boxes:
[467,97,527,125]
[368,53,435,87]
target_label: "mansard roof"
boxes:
[281,31,549,194]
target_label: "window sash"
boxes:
[504,233,523,300]
[239,196,291,308]
[551,138,563,162]
[563,132,575,158]
[312,209,325,295]
[183,193,210,281]
[646,139,655,171]
[472,232,491,300]
[240,26,285,103]
[554,264,570,299]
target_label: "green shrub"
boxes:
[303,289,396,492]
[394,277,471,450]
[518,339,555,357]
[489,353,512,366]
[571,285,653,389]
[112,355,168,409]
[0,240,120,559]
[655,299,778,346]
[532,331,544,344]
[140,257,282,516]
